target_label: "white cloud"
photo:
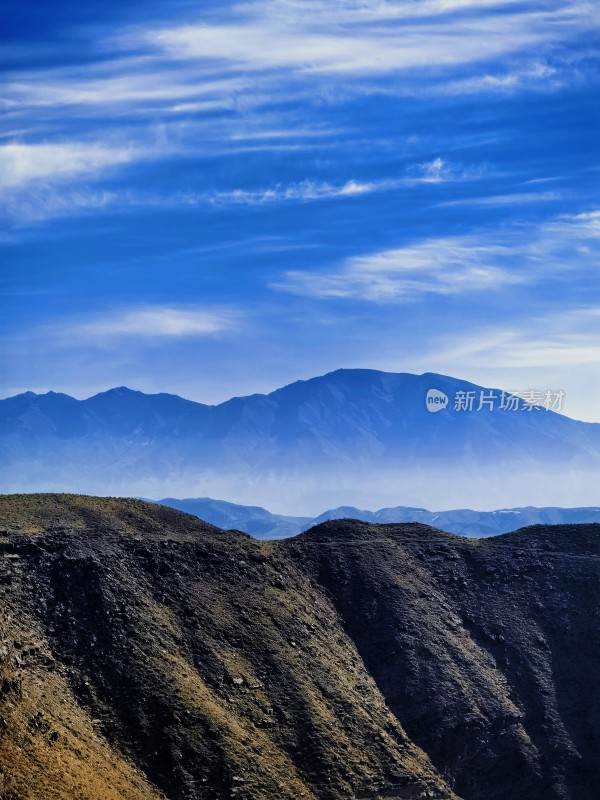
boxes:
[440,62,564,95]
[69,306,241,341]
[187,161,481,208]
[438,190,561,207]
[551,209,600,237]
[1,0,595,229]
[275,236,524,300]
[208,178,376,205]
[433,308,600,369]
[231,0,532,26]
[141,0,594,77]
[0,142,140,189]
[0,175,380,222]
[1,188,119,222]
[2,2,588,135]
[274,208,600,301]
[2,67,252,112]
[415,157,455,182]
[147,20,528,76]
[10,158,472,219]
[226,126,346,141]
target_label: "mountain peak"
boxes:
[88,386,143,400]
[1,370,599,510]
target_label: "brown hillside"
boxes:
[0,495,455,800]
[1,494,599,799]
[289,519,600,799]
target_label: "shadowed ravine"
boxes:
[0,495,598,800]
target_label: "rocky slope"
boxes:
[0,494,599,800]
[290,520,600,800]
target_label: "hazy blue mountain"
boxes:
[1,369,599,509]
[303,504,600,538]
[155,496,600,539]
[0,386,209,438]
[158,497,311,539]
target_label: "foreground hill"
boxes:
[1,369,600,509]
[1,495,599,800]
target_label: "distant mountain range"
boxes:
[156,496,600,538]
[1,369,599,509]
[156,497,312,538]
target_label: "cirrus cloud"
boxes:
[273,209,600,302]
[273,237,525,301]
[68,306,243,342]
[0,142,141,189]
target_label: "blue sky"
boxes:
[1,0,599,420]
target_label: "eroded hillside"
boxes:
[0,494,598,800]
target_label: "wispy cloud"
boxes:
[206,178,376,206]
[0,142,141,189]
[217,157,475,200]
[547,208,600,238]
[3,0,593,127]
[274,209,600,302]
[438,190,562,207]
[1,0,595,230]
[434,307,600,369]
[142,1,593,77]
[0,139,161,222]
[1,188,119,223]
[409,157,483,183]
[66,306,241,342]
[1,66,253,115]
[186,159,482,207]
[1,153,484,220]
[440,62,565,95]
[274,237,524,301]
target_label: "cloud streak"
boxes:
[274,209,600,302]
[196,163,476,206]
[3,0,594,125]
[1,0,595,229]
[65,306,242,342]
[1,154,485,220]
[207,178,376,205]
[434,307,600,369]
[274,237,524,301]
[0,142,141,189]
[143,1,593,77]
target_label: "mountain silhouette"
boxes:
[1,370,599,509]
[156,497,600,539]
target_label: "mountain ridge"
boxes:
[4,368,591,422]
[1,369,599,510]
[155,496,600,539]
